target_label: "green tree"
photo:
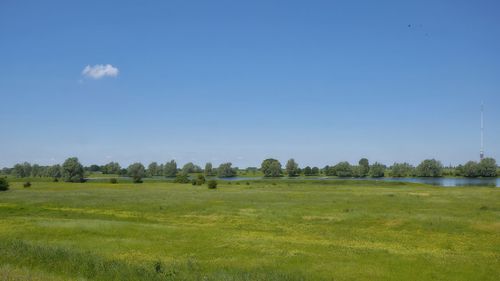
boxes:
[88,165,101,172]
[31,164,43,177]
[163,160,177,177]
[369,162,386,178]
[62,157,85,182]
[351,166,361,177]
[127,163,145,183]
[416,159,443,177]
[303,166,312,176]
[311,167,319,175]
[358,158,370,177]
[0,177,9,191]
[47,164,62,180]
[261,159,282,177]
[12,162,32,178]
[462,161,480,178]
[204,162,214,176]
[333,162,352,177]
[103,162,121,174]
[285,159,299,177]
[478,158,497,177]
[323,165,334,176]
[147,162,160,177]
[217,163,236,178]
[390,163,414,177]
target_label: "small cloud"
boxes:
[82,64,119,79]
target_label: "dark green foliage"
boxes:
[193,174,206,185]
[351,166,363,177]
[303,166,312,176]
[127,163,145,183]
[204,162,214,176]
[0,177,9,191]
[323,165,334,176]
[23,181,31,188]
[62,157,85,182]
[462,161,480,178]
[390,163,414,177]
[311,167,320,175]
[261,159,282,177]
[182,162,200,174]
[217,163,237,178]
[285,158,300,177]
[207,180,217,189]
[147,162,161,177]
[333,162,352,177]
[416,159,443,177]
[358,158,370,177]
[454,165,464,176]
[369,162,386,178]
[163,160,177,177]
[109,178,118,184]
[12,162,32,178]
[88,164,101,172]
[174,173,190,183]
[102,162,121,174]
[479,158,497,177]
[47,164,62,180]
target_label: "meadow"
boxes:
[0,180,498,281]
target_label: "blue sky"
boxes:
[1,0,499,168]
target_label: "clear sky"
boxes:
[1,0,499,168]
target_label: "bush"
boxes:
[207,180,217,189]
[196,174,206,185]
[174,174,190,183]
[109,178,118,184]
[0,177,9,191]
[23,182,31,188]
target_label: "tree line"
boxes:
[0,157,498,183]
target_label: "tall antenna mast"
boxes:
[480,102,484,160]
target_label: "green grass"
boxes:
[0,180,498,280]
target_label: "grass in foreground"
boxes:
[0,180,499,280]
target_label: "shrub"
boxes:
[109,178,118,184]
[174,174,190,183]
[0,177,9,191]
[23,182,31,188]
[196,174,206,185]
[207,180,217,189]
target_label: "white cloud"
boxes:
[82,64,119,79]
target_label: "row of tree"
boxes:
[1,157,498,183]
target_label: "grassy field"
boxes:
[0,180,498,281]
